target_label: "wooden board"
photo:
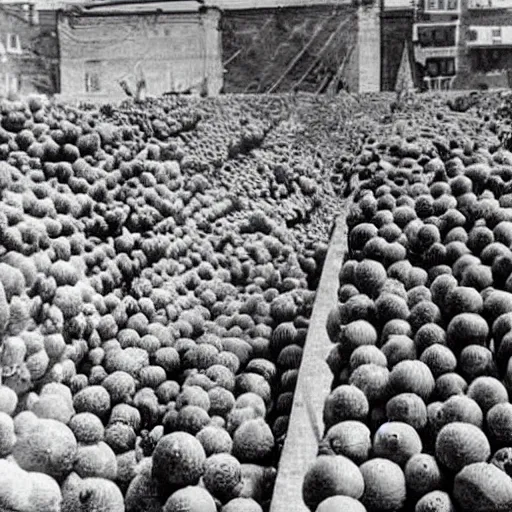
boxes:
[270,210,349,512]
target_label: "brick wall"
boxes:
[58,9,223,102]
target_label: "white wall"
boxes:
[357,4,381,92]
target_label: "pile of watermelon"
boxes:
[303,105,512,511]
[0,94,351,512]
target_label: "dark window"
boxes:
[427,60,440,76]
[418,25,456,47]
[6,33,21,53]
[85,61,102,93]
[426,57,456,76]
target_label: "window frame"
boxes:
[424,0,460,13]
[415,23,459,48]
[5,72,21,94]
[6,34,22,55]
[425,57,457,77]
[84,60,103,94]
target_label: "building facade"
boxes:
[456,0,512,88]
[0,4,57,96]
[58,1,223,102]
[410,0,512,90]
[411,0,460,90]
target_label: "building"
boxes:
[456,0,512,88]
[57,0,223,102]
[0,3,57,96]
[217,0,383,94]
[410,0,512,90]
[411,0,460,90]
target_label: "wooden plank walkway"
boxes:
[270,209,349,512]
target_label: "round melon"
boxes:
[349,364,390,404]
[415,491,455,512]
[487,403,512,447]
[359,458,407,512]
[389,360,435,402]
[386,393,427,430]
[316,496,367,512]
[447,313,489,354]
[436,395,483,430]
[459,345,497,382]
[447,286,484,317]
[434,373,468,401]
[414,324,447,355]
[354,260,387,299]
[420,344,457,378]
[302,455,365,511]
[435,422,491,473]
[467,376,509,415]
[405,453,443,498]
[373,421,422,467]
[319,421,371,465]
[380,319,412,344]
[381,335,417,368]
[339,320,378,355]
[349,346,387,372]
[323,385,369,429]
[453,462,512,512]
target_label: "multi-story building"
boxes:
[411,0,460,90]
[411,0,512,90]
[457,0,512,89]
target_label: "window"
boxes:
[473,48,503,72]
[425,0,458,10]
[417,25,457,47]
[419,28,432,45]
[427,60,440,76]
[425,57,456,76]
[6,34,21,54]
[492,28,502,37]
[85,61,102,93]
[468,28,478,41]
[444,58,455,74]
[6,73,21,94]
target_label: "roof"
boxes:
[205,0,351,8]
[80,0,205,13]
[1,0,351,10]
[1,0,207,12]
